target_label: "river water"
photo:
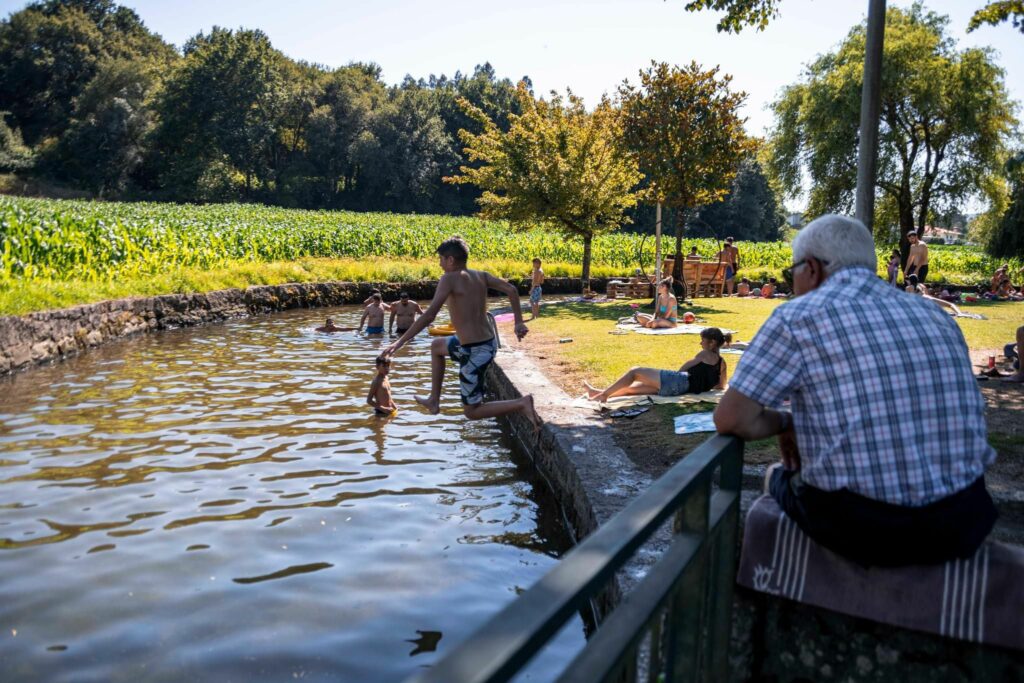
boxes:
[0,306,583,682]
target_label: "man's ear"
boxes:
[810,256,828,285]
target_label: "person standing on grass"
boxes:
[389,292,423,336]
[714,214,997,567]
[529,258,545,320]
[904,231,929,288]
[378,236,540,431]
[715,237,740,296]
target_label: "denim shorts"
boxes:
[658,370,689,396]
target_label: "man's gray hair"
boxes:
[792,214,877,274]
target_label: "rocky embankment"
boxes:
[0,277,610,375]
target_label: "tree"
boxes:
[0,0,174,147]
[682,0,782,32]
[0,113,34,172]
[690,157,785,241]
[987,152,1024,258]
[46,58,163,195]
[768,5,1017,255]
[619,61,752,279]
[302,63,386,206]
[447,83,642,285]
[968,1,1024,33]
[349,86,455,212]
[154,27,289,199]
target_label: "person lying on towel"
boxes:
[585,328,727,402]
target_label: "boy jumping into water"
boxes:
[367,357,397,415]
[359,294,388,334]
[379,236,540,431]
[529,258,544,320]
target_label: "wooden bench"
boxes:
[682,260,726,298]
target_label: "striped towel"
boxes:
[737,495,1024,651]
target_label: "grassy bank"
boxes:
[517,298,1023,387]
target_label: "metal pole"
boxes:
[654,201,663,282]
[855,0,886,230]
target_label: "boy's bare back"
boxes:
[443,269,494,345]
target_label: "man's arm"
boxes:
[358,309,368,332]
[366,375,381,407]
[388,307,396,334]
[380,277,452,358]
[484,272,528,340]
[714,387,791,441]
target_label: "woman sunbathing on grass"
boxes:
[634,279,677,329]
[585,327,728,402]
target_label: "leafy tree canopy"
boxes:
[968,1,1024,33]
[0,0,174,146]
[682,0,781,33]
[768,4,1017,248]
[447,83,642,282]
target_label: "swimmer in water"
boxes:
[367,356,397,416]
[359,294,388,334]
[315,317,342,333]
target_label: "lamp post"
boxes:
[855,0,886,231]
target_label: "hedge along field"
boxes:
[0,196,1020,311]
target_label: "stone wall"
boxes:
[0,276,614,376]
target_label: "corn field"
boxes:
[0,196,1017,285]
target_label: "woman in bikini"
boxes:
[585,327,728,401]
[634,278,678,329]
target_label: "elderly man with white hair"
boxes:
[714,214,997,567]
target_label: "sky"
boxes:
[2,0,1018,139]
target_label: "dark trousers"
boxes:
[769,469,997,567]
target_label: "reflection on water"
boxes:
[0,307,582,682]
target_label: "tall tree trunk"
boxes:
[672,208,686,284]
[581,233,592,293]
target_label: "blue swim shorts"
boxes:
[530,286,543,304]
[365,326,384,334]
[725,265,735,281]
[658,370,689,396]
[447,336,498,405]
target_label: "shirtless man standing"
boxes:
[379,236,539,430]
[904,231,929,288]
[389,292,423,336]
[358,294,389,334]
[717,237,739,296]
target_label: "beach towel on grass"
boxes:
[673,412,716,434]
[571,390,726,411]
[615,322,736,336]
[737,494,1024,651]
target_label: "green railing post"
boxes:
[667,474,711,682]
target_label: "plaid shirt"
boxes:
[729,267,995,507]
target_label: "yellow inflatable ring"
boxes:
[428,324,456,336]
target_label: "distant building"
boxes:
[786,212,804,229]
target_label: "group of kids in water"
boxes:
[316,237,732,429]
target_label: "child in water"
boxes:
[367,357,397,416]
[359,294,389,334]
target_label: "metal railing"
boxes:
[405,434,744,683]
